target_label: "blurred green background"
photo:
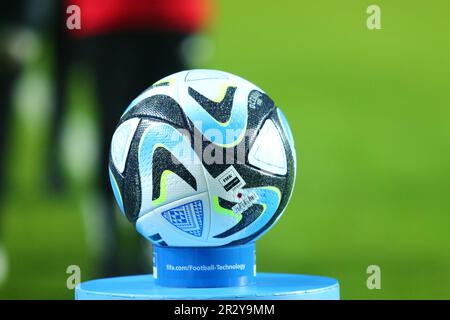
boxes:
[1,0,449,299]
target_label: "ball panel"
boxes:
[110,118,140,173]
[137,121,208,220]
[120,94,187,129]
[184,69,229,81]
[136,192,212,247]
[109,168,124,213]
[121,81,175,117]
[248,118,287,175]
[112,119,147,222]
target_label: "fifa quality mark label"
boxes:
[232,191,259,215]
[218,166,246,192]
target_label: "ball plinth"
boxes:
[76,70,340,300]
[152,243,256,288]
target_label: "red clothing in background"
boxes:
[66,0,213,37]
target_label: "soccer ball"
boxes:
[108,69,296,247]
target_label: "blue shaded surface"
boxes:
[153,244,256,288]
[76,273,339,300]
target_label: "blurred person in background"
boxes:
[0,2,25,286]
[52,0,214,276]
[0,0,45,286]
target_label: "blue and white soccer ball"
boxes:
[109,70,296,247]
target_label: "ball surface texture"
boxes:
[109,69,296,247]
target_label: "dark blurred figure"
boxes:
[0,3,24,192]
[52,0,213,277]
[0,1,28,285]
[1,0,55,285]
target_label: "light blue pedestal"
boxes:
[75,273,340,300]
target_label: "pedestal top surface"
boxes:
[76,273,340,300]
